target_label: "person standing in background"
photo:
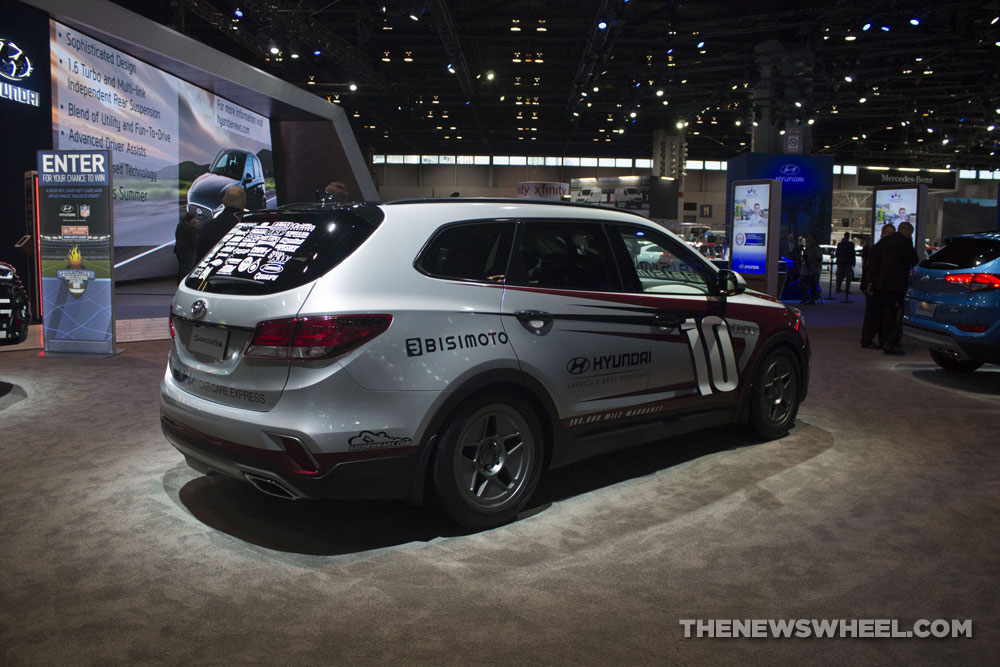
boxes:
[869,220,918,355]
[835,232,856,294]
[801,233,822,304]
[195,185,246,262]
[173,211,199,284]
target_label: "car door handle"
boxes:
[514,310,554,336]
[653,313,685,331]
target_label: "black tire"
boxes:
[747,348,800,440]
[432,392,544,529]
[929,349,982,374]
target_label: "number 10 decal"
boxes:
[682,316,738,395]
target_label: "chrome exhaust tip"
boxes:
[244,473,298,500]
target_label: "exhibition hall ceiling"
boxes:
[108,0,1000,168]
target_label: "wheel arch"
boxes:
[406,368,561,504]
[737,332,809,424]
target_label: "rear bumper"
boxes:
[161,413,421,500]
[903,320,1000,364]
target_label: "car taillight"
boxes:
[169,308,175,339]
[245,314,392,360]
[955,323,988,333]
[945,273,1000,291]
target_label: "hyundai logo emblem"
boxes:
[191,300,207,319]
[566,357,591,375]
[779,164,801,176]
[0,39,33,82]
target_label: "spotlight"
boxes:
[656,89,664,96]
[234,8,243,18]
[269,46,280,55]
[881,25,890,32]
[844,75,853,82]
[862,23,871,31]
[808,118,815,125]
[314,50,321,56]
[697,41,705,48]
[794,101,802,108]
[597,20,608,30]
[675,121,684,129]
[910,18,920,26]
[486,72,494,80]
[349,83,357,91]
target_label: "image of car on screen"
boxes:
[0,260,31,346]
[186,148,268,225]
[161,199,809,530]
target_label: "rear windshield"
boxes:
[185,209,380,294]
[920,237,1000,270]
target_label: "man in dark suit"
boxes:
[835,232,856,293]
[195,185,246,262]
[867,221,919,355]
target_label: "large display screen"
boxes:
[49,20,276,280]
[731,182,770,274]
[874,188,918,244]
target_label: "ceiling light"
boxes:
[447,64,456,74]
[409,12,420,21]
[486,72,494,81]
[676,121,684,129]
[629,111,637,118]
[734,120,742,126]
[910,18,920,26]
[844,75,853,82]
[349,83,357,91]
[808,118,815,125]
[593,86,599,92]
[859,97,867,103]
[942,138,949,145]
[313,50,321,56]
[269,45,280,55]
[666,48,674,54]
[697,41,705,48]
[662,100,668,105]
[927,127,934,133]
[881,25,890,31]
[597,20,608,30]
[794,101,802,108]
[862,23,871,31]
[234,8,243,18]
[988,125,996,131]
[779,129,786,135]
[290,53,299,59]
[845,35,857,41]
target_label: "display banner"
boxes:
[728,179,782,297]
[50,20,275,281]
[37,149,115,354]
[731,182,771,275]
[872,184,927,260]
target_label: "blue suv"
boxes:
[903,232,1000,373]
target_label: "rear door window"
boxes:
[511,220,621,291]
[417,221,514,282]
[921,237,1000,269]
[185,209,380,294]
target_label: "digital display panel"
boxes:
[874,187,918,244]
[49,20,276,280]
[731,182,770,274]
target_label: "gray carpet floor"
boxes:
[0,312,998,665]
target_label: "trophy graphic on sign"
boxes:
[57,245,95,298]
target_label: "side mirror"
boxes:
[242,173,252,185]
[715,268,746,296]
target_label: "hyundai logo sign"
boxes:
[779,164,801,176]
[0,39,33,81]
[566,357,591,375]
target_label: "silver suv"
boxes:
[161,200,809,528]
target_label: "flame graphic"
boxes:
[67,245,83,267]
